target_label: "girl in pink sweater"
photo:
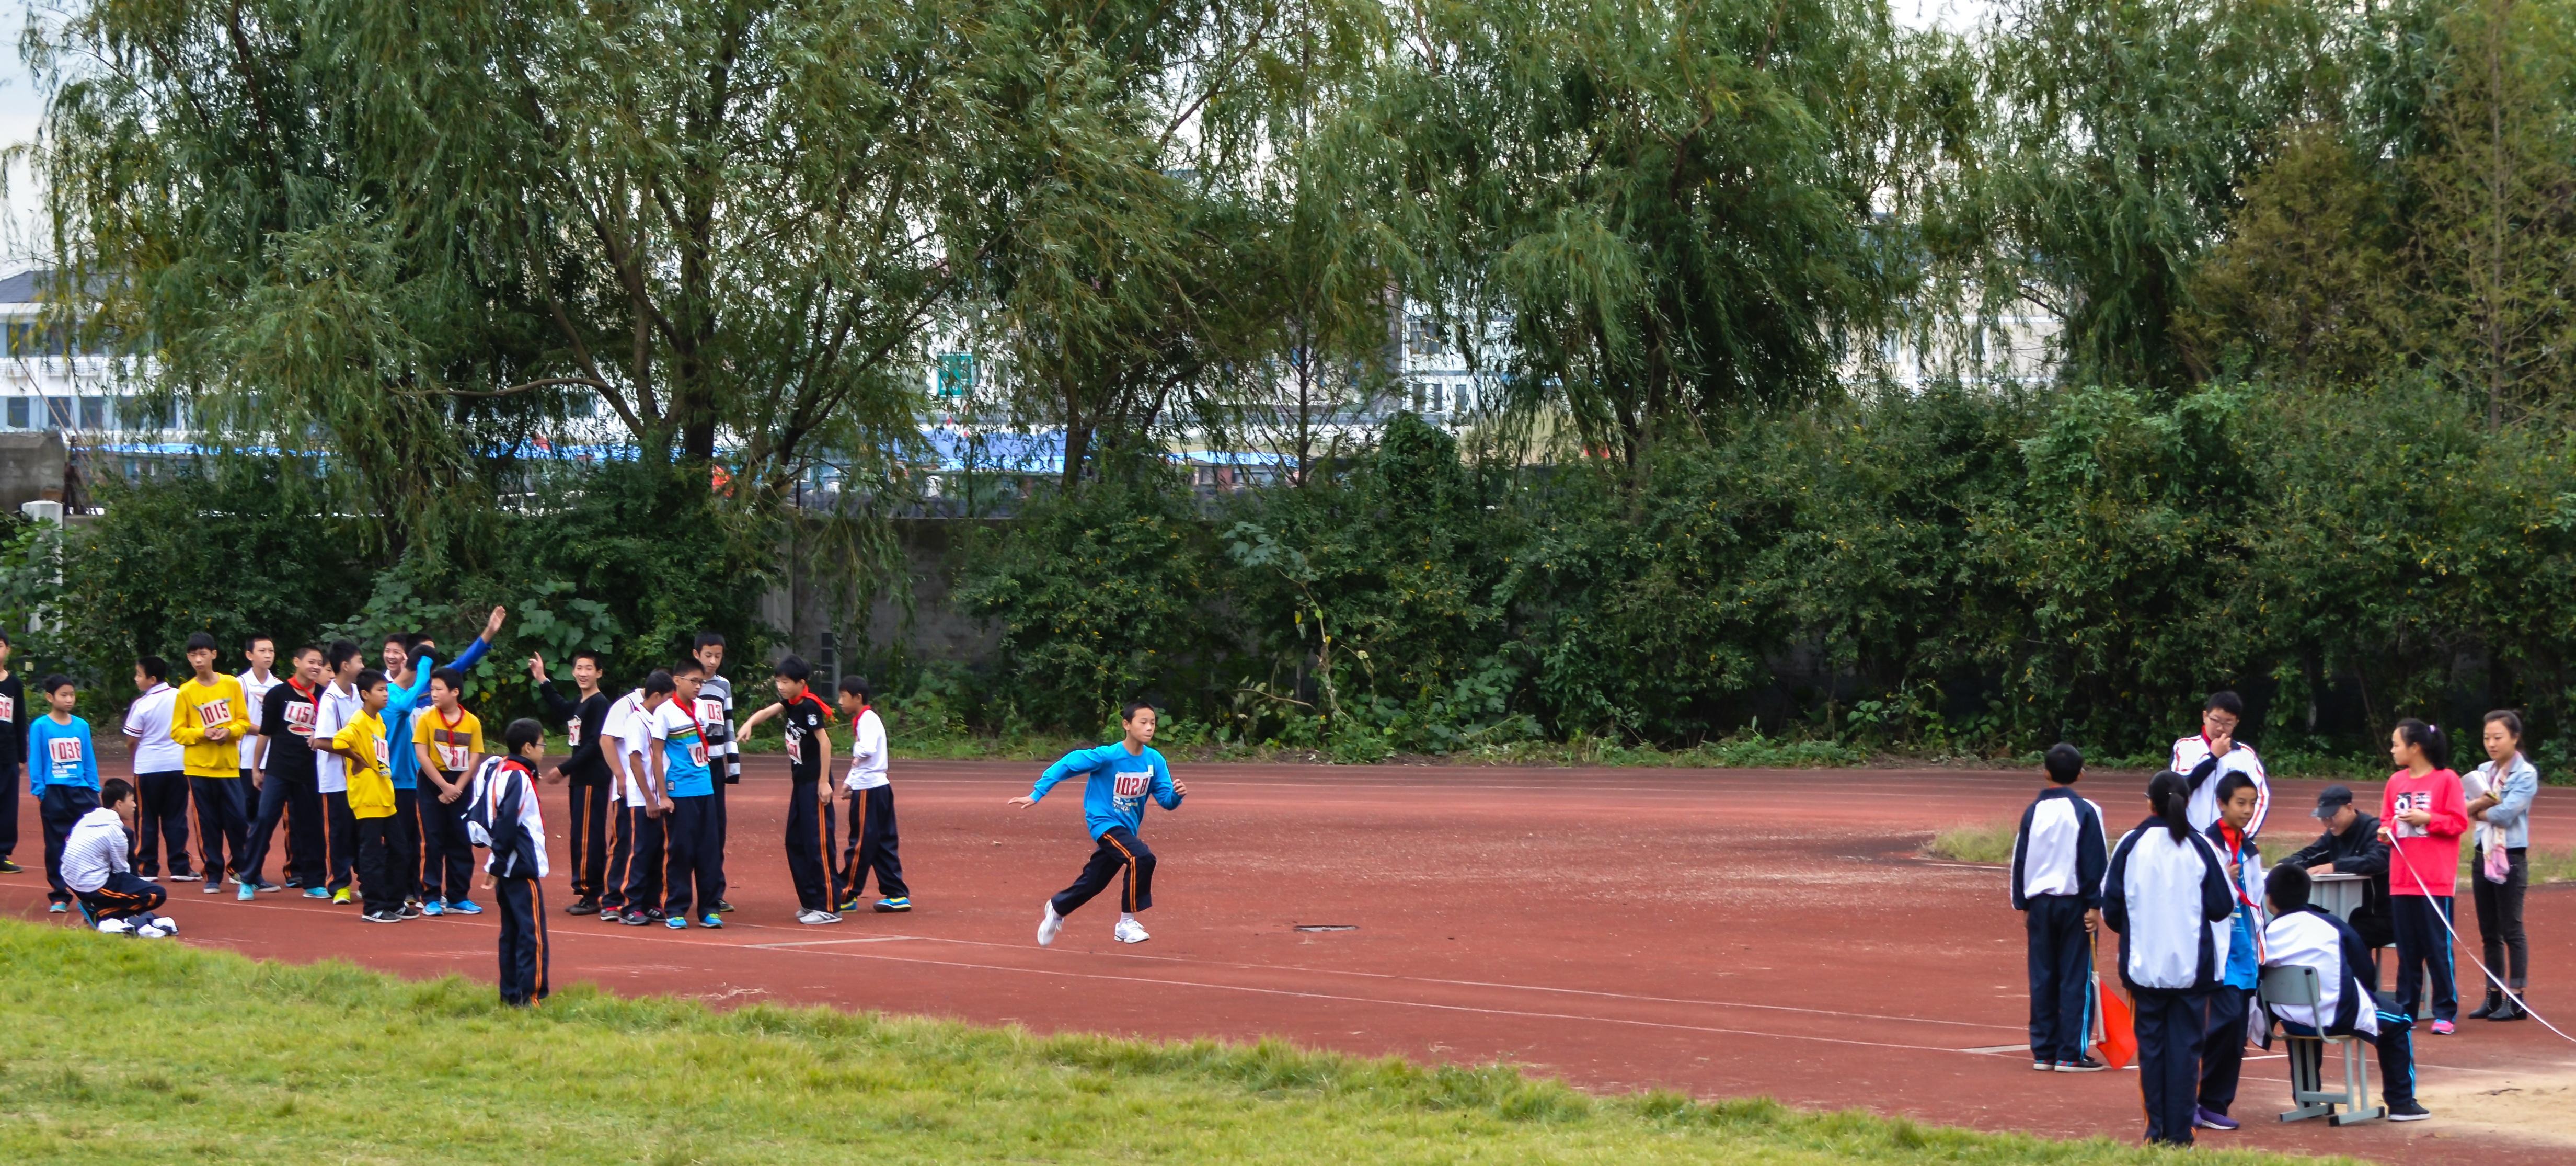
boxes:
[2380,718,2468,1032]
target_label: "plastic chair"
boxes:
[2259,965,2384,1125]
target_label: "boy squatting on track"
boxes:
[1013,702,1187,947]
[64,777,180,937]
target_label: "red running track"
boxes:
[6,760,2573,1162]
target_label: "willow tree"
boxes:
[1373,0,1918,466]
[31,0,978,538]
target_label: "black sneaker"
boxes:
[2386,1098,2430,1121]
[645,908,666,923]
[0,858,22,873]
[621,909,651,926]
[2054,1056,2108,1073]
[361,910,404,924]
[714,900,735,913]
[397,903,422,919]
[565,898,600,916]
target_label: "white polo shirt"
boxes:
[237,668,283,769]
[122,683,184,773]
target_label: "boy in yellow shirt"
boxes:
[169,632,255,893]
[331,670,402,922]
[410,668,486,916]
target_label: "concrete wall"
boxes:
[758,518,1000,674]
[0,432,68,513]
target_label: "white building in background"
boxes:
[0,269,197,490]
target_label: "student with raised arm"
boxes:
[530,650,615,917]
[382,607,506,914]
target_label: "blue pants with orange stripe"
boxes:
[1051,827,1154,917]
[494,874,549,1005]
[79,870,166,921]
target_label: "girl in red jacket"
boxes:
[2380,718,2468,1033]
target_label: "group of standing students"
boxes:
[2014,692,2543,1147]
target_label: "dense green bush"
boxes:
[3,458,772,726]
[947,386,2576,769]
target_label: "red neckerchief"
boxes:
[288,678,317,701]
[435,705,466,733]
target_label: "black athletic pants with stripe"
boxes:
[784,780,837,912]
[323,790,358,892]
[189,775,251,882]
[417,778,475,905]
[40,785,99,903]
[79,870,166,921]
[0,753,19,862]
[620,807,668,916]
[838,785,908,906]
[133,770,192,877]
[495,874,550,1005]
[1051,826,1152,918]
[662,794,721,920]
[565,778,612,903]
[600,801,637,912]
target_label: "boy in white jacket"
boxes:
[65,778,177,936]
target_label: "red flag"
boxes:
[2092,942,2137,1069]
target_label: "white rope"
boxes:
[2385,835,2574,1045]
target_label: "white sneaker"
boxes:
[1037,902,1064,947]
[133,923,171,939]
[813,911,842,924]
[150,916,179,936]
[96,917,133,935]
[1113,916,1150,944]
[796,909,843,925]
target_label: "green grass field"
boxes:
[0,920,2340,1165]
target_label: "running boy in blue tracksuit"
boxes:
[2010,743,2108,1072]
[1011,701,1186,946]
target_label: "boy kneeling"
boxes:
[66,778,178,937]
[2259,865,2429,1122]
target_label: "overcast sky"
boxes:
[0,1,1994,272]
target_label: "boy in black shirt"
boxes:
[530,650,616,915]
[239,645,331,897]
[739,655,836,924]
[0,629,22,873]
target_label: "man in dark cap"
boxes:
[2282,784,2394,954]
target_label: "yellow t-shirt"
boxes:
[169,675,252,778]
[411,706,485,775]
[335,711,396,819]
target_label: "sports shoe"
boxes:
[2054,1056,2108,1073]
[699,913,722,929]
[1037,901,1064,947]
[2193,1106,2238,1131]
[150,916,179,935]
[362,910,402,923]
[873,897,911,913]
[331,888,353,905]
[2032,1059,2053,1071]
[645,908,667,923]
[0,858,23,873]
[566,898,600,916]
[715,900,735,913]
[165,871,199,882]
[201,879,224,894]
[47,901,66,913]
[664,915,687,930]
[2431,1019,2456,1035]
[420,901,446,917]
[1113,916,1150,944]
[797,910,842,925]
[601,907,622,921]
[2387,1098,2431,1121]
[397,903,422,920]
[839,898,862,913]
[97,917,134,935]
[134,923,171,938]
[303,887,331,899]
[251,880,283,894]
[621,909,652,926]
[238,881,257,901]
[449,900,482,916]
